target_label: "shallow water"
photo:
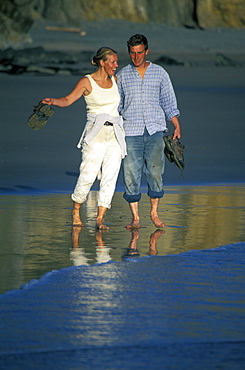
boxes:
[0,242,244,369]
[0,185,245,294]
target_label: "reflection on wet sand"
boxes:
[0,185,245,293]
[70,226,165,264]
[71,226,111,266]
[124,229,165,258]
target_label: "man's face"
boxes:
[129,44,149,68]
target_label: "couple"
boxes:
[42,34,181,230]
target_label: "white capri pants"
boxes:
[71,125,122,209]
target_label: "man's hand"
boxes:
[171,116,181,139]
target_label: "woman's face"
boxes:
[102,54,118,75]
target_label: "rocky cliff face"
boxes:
[197,0,245,29]
[0,0,244,48]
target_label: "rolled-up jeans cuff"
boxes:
[123,192,141,203]
[147,189,164,198]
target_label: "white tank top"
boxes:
[84,75,120,117]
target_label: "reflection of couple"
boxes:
[42,34,181,230]
[125,229,165,258]
[71,227,111,266]
[71,226,165,266]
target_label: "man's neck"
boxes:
[136,62,150,78]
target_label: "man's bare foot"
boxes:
[126,221,141,229]
[96,218,109,230]
[150,213,165,228]
[72,209,84,227]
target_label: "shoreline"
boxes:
[1,182,245,195]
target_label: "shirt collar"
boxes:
[130,61,152,76]
[130,61,151,68]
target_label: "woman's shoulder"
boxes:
[78,75,91,83]
[83,74,92,81]
[75,75,92,95]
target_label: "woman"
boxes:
[42,47,126,229]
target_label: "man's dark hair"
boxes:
[127,34,148,52]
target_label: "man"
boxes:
[117,34,181,229]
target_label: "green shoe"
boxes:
[163,135,185,170]
[28,101,54,130]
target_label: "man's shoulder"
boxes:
[149,62,168,75]
[117,64,132,76]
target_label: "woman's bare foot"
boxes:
[96,206,109,230]
[72,209,84,227]
[96,217,109,230]
[150,212,165,228]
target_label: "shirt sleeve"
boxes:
[116,73,124,115]
[160,72,180,121]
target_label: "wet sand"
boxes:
[0,185,245,294]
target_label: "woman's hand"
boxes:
[41,97,69,108]
[41,98,53,105]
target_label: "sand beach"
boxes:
[0,20,245,369]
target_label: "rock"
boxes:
[197,0,245,29]
[215,53,241,67]
[26,65,56,74]
[57,69,72,75]
[0,46,96,75]
[0,64,11,73]
[0,47,91,68]
[0,1,33,35]
[40,0,202,27]
[154,55,184,66]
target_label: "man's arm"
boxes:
[160,73,180,121]
[116,73,124,114]
[159,70,181,139]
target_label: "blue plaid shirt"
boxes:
[117,62,180,136]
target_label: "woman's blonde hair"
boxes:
[91,47,117,67]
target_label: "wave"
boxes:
[7,241,242,293]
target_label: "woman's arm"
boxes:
[42,76,91,107]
